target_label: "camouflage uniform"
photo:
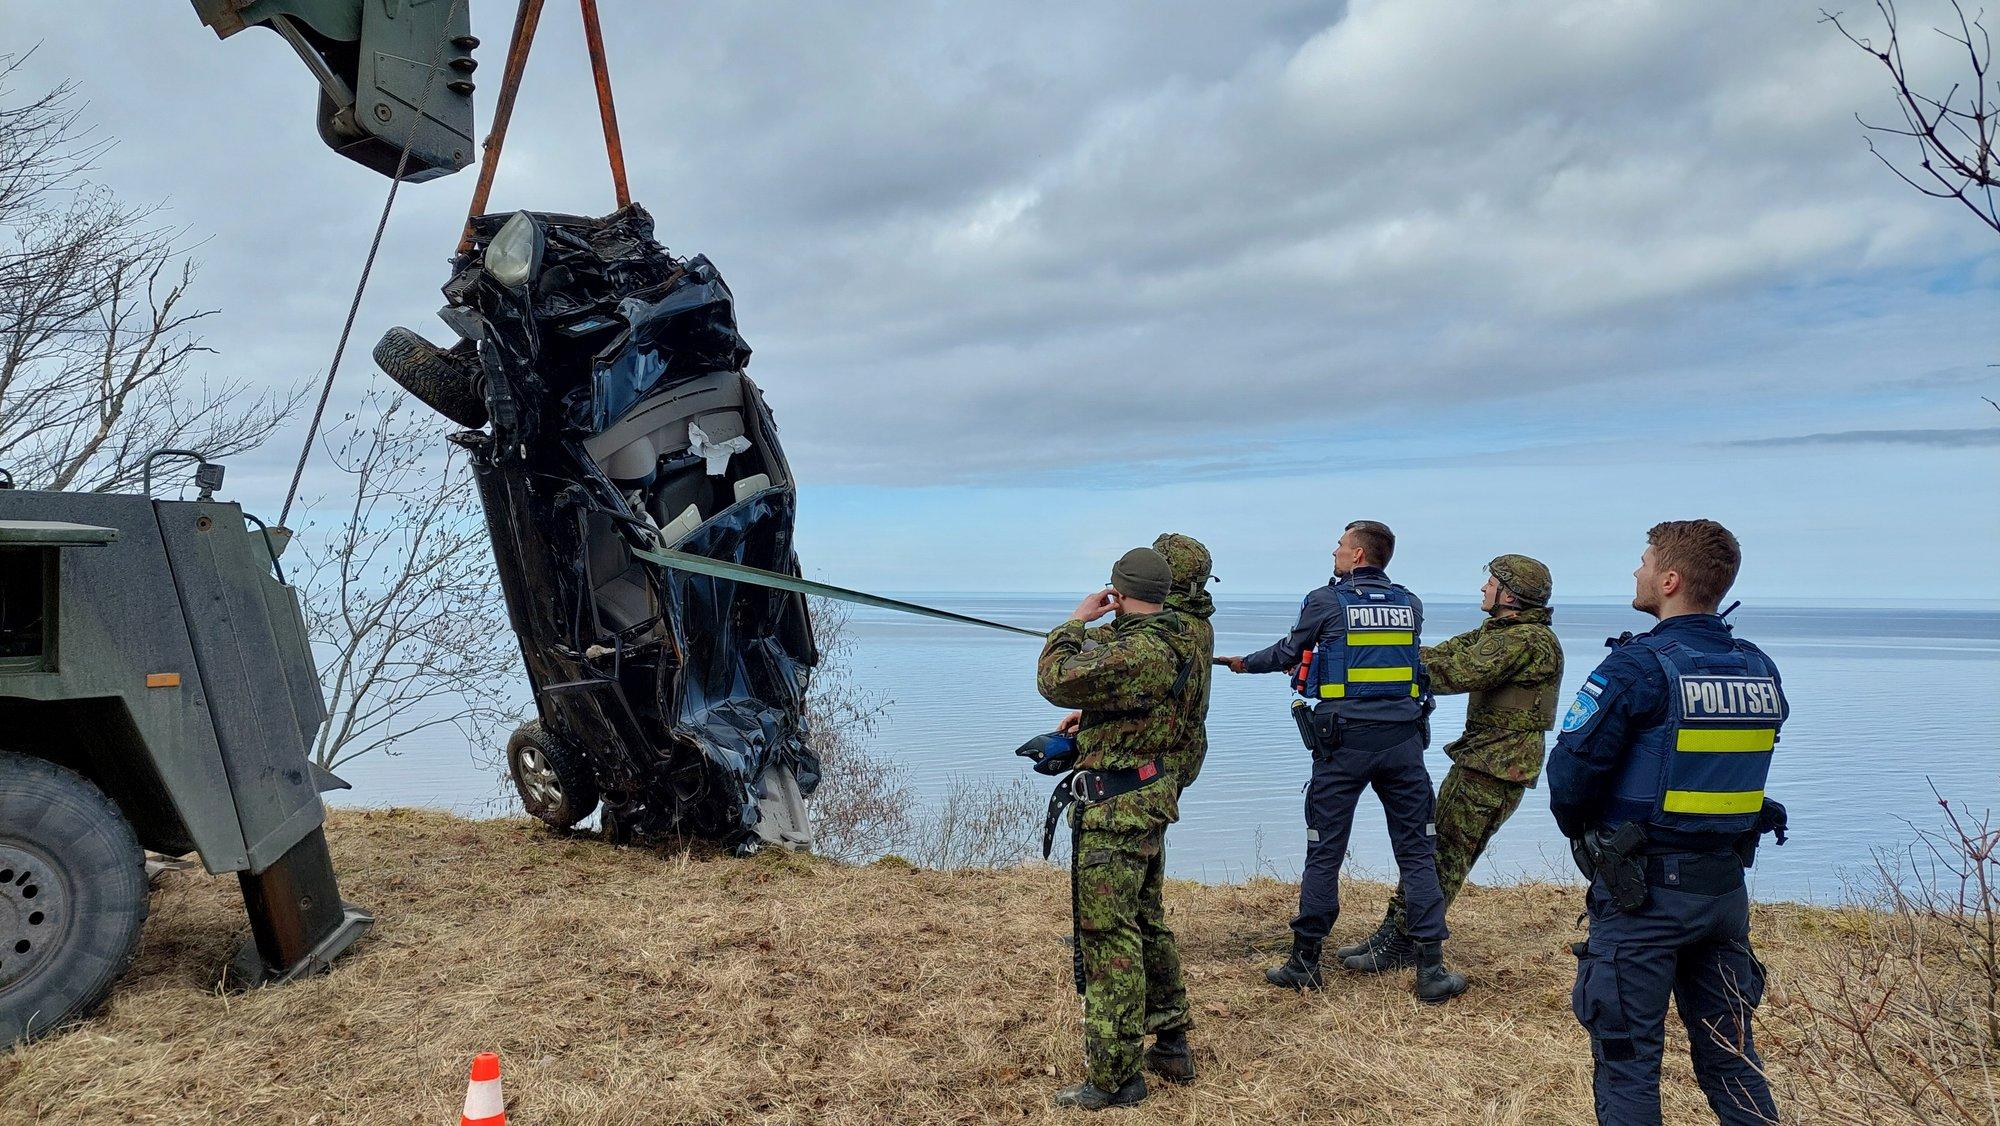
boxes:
[1153,533,1215,790]
[1038,608,1202,1093]
[1386,603,1563,931]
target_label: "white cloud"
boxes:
[5,0,1992,500]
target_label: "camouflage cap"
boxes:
[1110,547,1174,605]
[1487,554,1552,607]
[1152,532,1213,594]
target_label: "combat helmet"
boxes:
[1486,554,1551,609]
[1152,532,1213,598]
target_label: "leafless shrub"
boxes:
[1826,1,2000,234]
[1757,790,2000,1123]
[801,598,913,863]
[803,598,1045,869]
[298,382,524,771]
[905,775,1046,872]
[0,56,298,492]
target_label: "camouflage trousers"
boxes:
[1386,764,1526,932]
[1073,825,1190,1090]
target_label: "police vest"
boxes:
[1306,577,1424,722]
[1607,634,1787,836]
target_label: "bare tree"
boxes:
[1827,1,2000,234]
[801,598,914,862]
[298,382,524,772]
[0,55,297,492]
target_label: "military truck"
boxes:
[0,461,370,1042]
[0,0,481,1042]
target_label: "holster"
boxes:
[1290,700,1318,753]
[1291,700,1343,760]
[1578,823,1650,913]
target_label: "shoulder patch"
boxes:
[1561,687,1601,733]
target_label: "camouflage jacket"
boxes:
[1420,607,1564,785]
[1160,582,1214,789]
[1038,610,1201,833]
[1089,586,1213,791]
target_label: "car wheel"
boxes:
[373,327,489,428]
[0,751,149,1045]
[507,721,599,828]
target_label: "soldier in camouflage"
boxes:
[1152,533,1215,792]
[1340,554,1564,976]
[1038,546,1205,1111]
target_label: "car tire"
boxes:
[373,327,490,428]
[507,721,599,828]
[0,751,149,1046]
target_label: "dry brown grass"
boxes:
[0,809,1967,1124]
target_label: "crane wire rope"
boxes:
[277,0,472,527]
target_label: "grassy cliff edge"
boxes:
[0,808,1977,1124]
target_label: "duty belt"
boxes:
[1642,851,1745,897]
[1040,759,1167,859]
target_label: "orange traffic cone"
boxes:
[459,1052,505,1126]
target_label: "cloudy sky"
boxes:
[9,1,1997,600]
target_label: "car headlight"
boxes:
[485,211,542,289]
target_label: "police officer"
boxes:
[1341,554,1563,977]
[1548,520,1788,1125]
[1219,520,1467,1003]
[1038,547,1204,1110]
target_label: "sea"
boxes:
[334,596,2000,904]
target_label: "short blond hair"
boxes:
[1647,519,1741,607]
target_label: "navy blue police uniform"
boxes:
[1243,566,1448,947]
[1547,612,1787,1126]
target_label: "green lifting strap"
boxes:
[633,544,1048,639]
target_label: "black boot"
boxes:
[1341,925,1417,973]
[1332,908,1399,962]
[1144,1029,1195,1084]
[1413,941,1469,1004]
[1053,1073,1148,1110]
[1264,936,1323,990]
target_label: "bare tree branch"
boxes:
[1826,1,2000,233]
[0,56,300,492]
[299,382,525,772]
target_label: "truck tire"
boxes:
[373,327,490,428]
[0,751,149,1045]
[507,721,599,829]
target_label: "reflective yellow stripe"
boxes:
[1346,631,1414,646]
[1320,680,1416,696]
[1662,789,1765,815]
[1676,728,1776,753]
[1347,666,1413,683]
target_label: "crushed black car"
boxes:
[374,205,819,852]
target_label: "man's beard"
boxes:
[1632,591,1662,616]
